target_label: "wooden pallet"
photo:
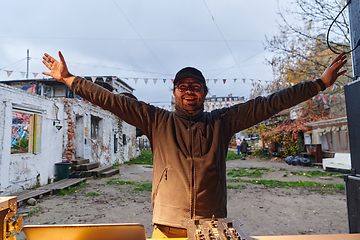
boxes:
[9,178,86,204]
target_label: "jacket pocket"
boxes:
[152,168,168,206]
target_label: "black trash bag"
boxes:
[299,157,311,166]
[285,156,294,165]
[291,156,301,166]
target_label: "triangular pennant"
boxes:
[163,79,166,83]
[6,71,13,77]
[206,79,209,84]
[234,78,237,83]
[91,76,97,82]
[33,73,38,79]
[21,72,26,78]
[102,77,107,82]
[242,78,246,83]
[144,79,148,84]
[223,79,226,84]
[171,79,174,84]
[134,78,138,84]
[153,78,157,84]
[112,76,118,81]
[214,79,218,84]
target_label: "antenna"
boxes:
[26,49,29,79]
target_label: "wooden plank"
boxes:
[101,169,119,177]
[78,162,99,171]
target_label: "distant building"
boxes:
[204,94,245,112]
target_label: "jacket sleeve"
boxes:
[70,77,160,136]
[225,80,320,133]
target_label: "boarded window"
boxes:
[11,111,41,154]
[91,116,102,139]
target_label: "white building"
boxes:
[0,77,140,196]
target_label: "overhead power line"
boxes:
[202,0,246,78]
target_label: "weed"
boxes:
[279,168,287,171]
[227,178,345,193]
[226,151,242,161]
[57,182,85,196]
[107,180,134,185]
[227,185,247,189]
[227,167,271,178]
[125,150,153,165]
[84,192,100,197]
[290,170,343,178]
[107,180,152,192]
[27,205,42,217]
[134,183,152,192]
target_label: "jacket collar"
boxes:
[174,105,204,120]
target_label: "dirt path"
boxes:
[18,157,348,239]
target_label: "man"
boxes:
[236,138,241,155]
[240,139,249,160]
[42,51,347,238]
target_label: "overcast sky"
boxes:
[0,0,290,108]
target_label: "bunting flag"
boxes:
[223,79,226,84]
[91,76,97,82]
[153,78,157,84]
[206,79,209,84]
[144,79,148,84]
[6,71,13,77]
[242,78,245,83]
[33,73,38,79]
[234,78,237,83]
[21,72,26,78]
[163,79,166,83]
[102,77,107,81]
[214,79,217,84]
[112,76,118,80]
[134,78,138,84]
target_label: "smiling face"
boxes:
[173,78,208,113]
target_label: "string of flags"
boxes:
[2,69,275,84]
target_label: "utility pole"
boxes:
[26,49,29,79]
[344,0,360,233]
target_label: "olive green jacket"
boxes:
[71,77,319,228]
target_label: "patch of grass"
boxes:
[84,192,100,196]
[113,162,120,169]
[27,205,42,217]
[227,184,247,189]
[227,178,345,193]
[107,180,152,192]
[134,183,152,192]
[226,151,241,161]
[290,170,343,178]
[279,168,287,171]
[107,180,134,185]
[227,167,271,178]
[57,182,85,196]
[125,150,153,165]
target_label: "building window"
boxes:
[11,111,41,154]
[43,86,53,98]
[91,115,102,139]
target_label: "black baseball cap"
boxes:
[173,67,206,86]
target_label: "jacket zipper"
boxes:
[189,116,195,219]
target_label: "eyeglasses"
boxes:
[175,84,203,92]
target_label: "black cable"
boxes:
[326,0,360,54]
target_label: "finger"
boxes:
[42,71,52,76]
[42,60,51,69]
[58,51,66,64]
[337,69,347,77]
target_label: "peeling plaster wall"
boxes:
[62,99,140,165]
[0,83,64,195]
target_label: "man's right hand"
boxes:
[42,51,75,87]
